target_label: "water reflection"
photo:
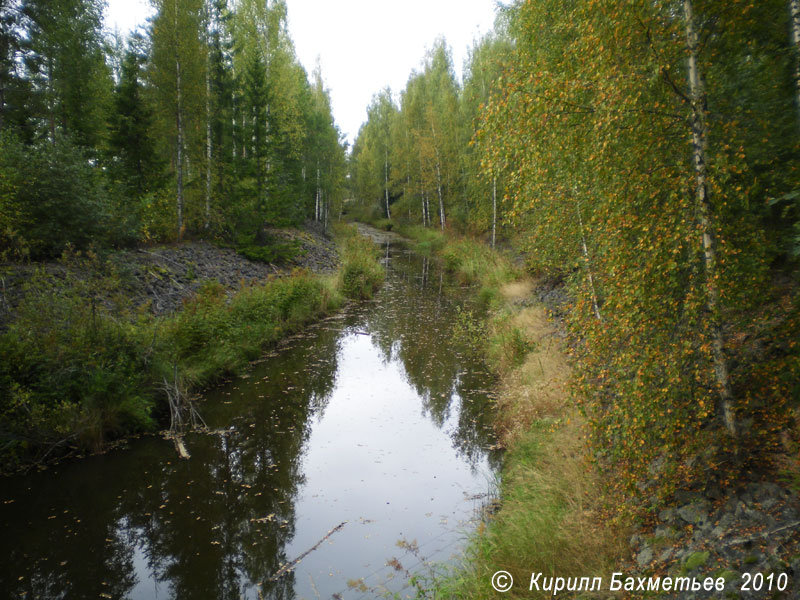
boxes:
[0,239,500,600]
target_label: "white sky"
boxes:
[104,0,499,146]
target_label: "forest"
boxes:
[0,0,375,470]
[350,0,800,504]
[0,0,346,259]
[1,0,800,595]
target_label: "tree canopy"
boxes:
[0,0,347,256]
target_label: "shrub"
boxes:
[0,133,115,259]
[402,225,446,255]
[0,268,153,466]
[234,231,301,264]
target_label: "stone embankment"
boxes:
[0,224,338,326]
[630,480,800,598]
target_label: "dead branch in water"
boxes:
[161,363,206,460]
[264,521,347,584]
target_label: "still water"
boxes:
[1,236,501,599]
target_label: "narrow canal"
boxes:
[1,232,502,600]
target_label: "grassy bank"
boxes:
[399,227,623,599]
[0,225,383,471]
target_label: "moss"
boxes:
[683,551,711,572]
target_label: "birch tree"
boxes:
[150,0,206,238]
[683,0,736,436]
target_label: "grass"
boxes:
[334,223,386,299]
[157,272,341,385]
[398,230,625,599]
[401,225,447,257]
[400,226,517,309]
[0,227,384,470]
[430,424,621,599]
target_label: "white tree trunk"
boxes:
[435,162,445,230]
[790,0,800,126]
[204,50,212,230]
[492,176,497,249]
[384,147,391,219]
[575,193,602,322]
[430,121,446,230]
[684,0,736,437]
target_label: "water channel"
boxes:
[1,232,502,599]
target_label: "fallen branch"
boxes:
[139,249,187,271]
[173,435,190,460]
[266,521,347,583]
[723,521,800,547]
[161,363,206,460]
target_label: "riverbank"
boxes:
[396,224,800,599]
[0,229,500,600]
[0,223,384,473]
[392,225,623,598]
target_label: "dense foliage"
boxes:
[352,0,800,504]
[0,0,346,257]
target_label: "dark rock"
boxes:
[636,546,654,567]
[678,501,710,525]
[659,507,679,524]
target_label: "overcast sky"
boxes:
[104,0,499,146]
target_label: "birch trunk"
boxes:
[790,0,800,127]
[435,161,445,230]
[175,57,185,240]
[492,177,497,249]
[575,193,602,322]
[384,147,391,219]
[430,121,445,230]
[684,0,736,437]
[204,49,212,230]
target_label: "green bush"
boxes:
[402,225,446,255]
[234,231,301,264]
[0,133,116,259]
[0,270,153,465]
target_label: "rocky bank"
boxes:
[0,223,338,327]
